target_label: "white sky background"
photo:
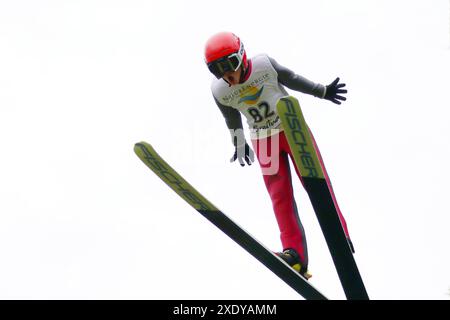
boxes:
[0,0,449,300]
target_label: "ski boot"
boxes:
[276,248,312,280]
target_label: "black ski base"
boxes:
[303,177,369,300]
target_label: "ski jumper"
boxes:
[211,54,350,267]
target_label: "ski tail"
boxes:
[276,96,369,300]
[134,141,327,300]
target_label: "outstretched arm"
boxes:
[269,57,347,105]
[269,56,326,98]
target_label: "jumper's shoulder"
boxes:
[210,77,233,106]
[210,77,228,95]
[251,53,271,64]
[250,53,277,75]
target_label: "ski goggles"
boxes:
[207,52,243,79]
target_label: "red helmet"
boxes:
[204,32,248,79]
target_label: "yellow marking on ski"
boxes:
[276,96,325,179]
[292,263,301,272]
[134,141,217,212]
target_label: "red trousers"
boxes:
[251,129,350,267]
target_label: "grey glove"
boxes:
[230,142,255,167]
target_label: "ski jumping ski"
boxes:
[134,141,327,300]
[276,96,369,300]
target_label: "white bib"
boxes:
[211,54,288,139]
